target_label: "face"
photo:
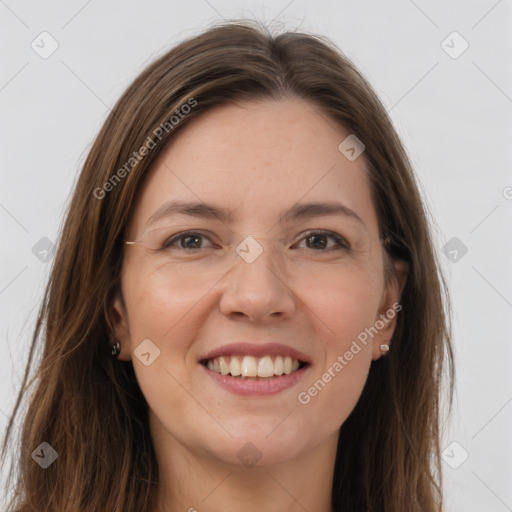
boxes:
[112,98,403,469]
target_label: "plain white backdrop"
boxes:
[1,1,511,510]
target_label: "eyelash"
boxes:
[161,230,351,252]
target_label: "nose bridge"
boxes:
[219,233,295,320]
[232,233,288,286]
[235,232,280,263]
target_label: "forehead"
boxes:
[128,98,379,236]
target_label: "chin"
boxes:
[199,419,312,468]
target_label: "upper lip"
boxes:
[199,342,312,364]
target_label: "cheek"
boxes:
[121,260,213,346]
[299,260,383,345]
[298,357,370,437]
[121,266,211,436]
[293,263,381,426]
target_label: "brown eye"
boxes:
[296,231,350,251]
[163,231,215,250]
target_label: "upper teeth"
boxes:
[206,355,300,377]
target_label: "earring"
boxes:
[111,341,120,357]
[380,344,390,355]
[383,237,393,249]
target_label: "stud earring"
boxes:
[111,341,120,357]
[380,344,390,355]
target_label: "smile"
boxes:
[203,355,307,379]
[199,342,312,395]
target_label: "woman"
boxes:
[1,20,454,512]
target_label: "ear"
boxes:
[371,258,409,361]
[109,290,132,361]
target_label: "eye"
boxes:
[160,229,350,252]
[163,231,216,250]
[294,230,350,251]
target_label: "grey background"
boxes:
[1,1,511,510]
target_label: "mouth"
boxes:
[198,342,312,396]
[200,354,310,379]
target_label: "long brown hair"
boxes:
[1,19,454,512]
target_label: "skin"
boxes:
[111,98,408,512]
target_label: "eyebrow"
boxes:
[146,200,365,227]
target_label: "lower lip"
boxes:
[201,364,310,396]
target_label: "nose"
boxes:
[218,235,296,324]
